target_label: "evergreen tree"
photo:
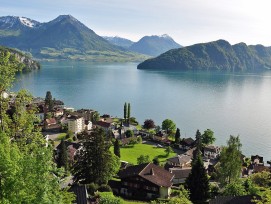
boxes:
[127,103,131,122]
[58,140,69,170]
[124,102,127,122]
[175,128,181,144]
[194,129,202,158]
[73,128,120,185]
[185,152,210,203]
[45,91,53,112]
[114,139,121,158]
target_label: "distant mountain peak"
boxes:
[19,17,41,28]
[0,15,40,29]
[129,34,182,56]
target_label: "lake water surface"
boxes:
[13,61,271,158]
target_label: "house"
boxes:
[251,155,264,166]
[166,154,192,168]
[180,137,195,150]
[55,141,81,164]
[96,120,114,132]
[204,145,221,159]
[44,118,61,132]
[68,115,85,134]
[116,163,174,200]
[153,131,168,142]
[54,108,64,117]
[169,167,191,184]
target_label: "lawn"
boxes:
[114,143,176,165]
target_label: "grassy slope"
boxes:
[113,143,176,165]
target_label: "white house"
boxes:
[68,116,84,134]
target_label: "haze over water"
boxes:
[13,61,271,158]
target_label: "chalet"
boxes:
[204,145,221,159]
[153,131,168,142]
[116,163,174,200]
[180,137,195,150]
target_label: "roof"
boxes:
[96,121,112,128]
[167,154,191,166]
[45,118,57,124]
[182,137,195,146]
[169,167,191,179]
[251,155,264,164]
[118,163,174,188]
[204,145,221,153]
[209,195,255,204]
[68,184,88,204]
[253,165,270,173]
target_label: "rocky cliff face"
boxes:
[0,46,40,71]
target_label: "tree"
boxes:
[162,119,176,134]
[168,185,192,204]
[45,91,53,112]
[123,102,127,122]
[202,129,215,146]
[185,151,209,202]
[152,157,160,166]
[194,129,202,157]
[175,128,181,144]
[58,140,69,170]
[113,139,121,158]
[92,111,100,123]
[127,103,130,122]
[218,135,242,185]
[73,128,120,185]
[223,181,246,196]
[143,119,155,130]
[137,155,150,164]
[165,146,173,156]
[125,129,134,138]
[0,51,23,131]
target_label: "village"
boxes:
[3,91,271,204]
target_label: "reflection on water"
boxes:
[13,61,271,158]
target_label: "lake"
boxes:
[13,61,271,158]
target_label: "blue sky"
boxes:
[1,0,271,46]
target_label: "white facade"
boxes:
[68,117,84,134]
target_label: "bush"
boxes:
[87,183,99,195]
[98,184,112,192]
[137,136,142,144]
[97,192,123,204]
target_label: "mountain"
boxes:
[103,36,134,48]
[0,46,40,71]
[138,39,271,71]
[129,34,182,56]
[0,15,148,61]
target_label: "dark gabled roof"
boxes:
[182,137,195,146]
[56,141,81,150]
[253,165,271,173]
[169,167,191,179]
[251,155,264,163]
[118,163,174,188]
[96,121,111,128]
[68,184,88,204]
[204,145,221,153]
[209,195,255,204]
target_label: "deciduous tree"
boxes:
[162,119,176,134]
[218,135,242,185]
[202,129,216,146]
[143,119,155,129]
